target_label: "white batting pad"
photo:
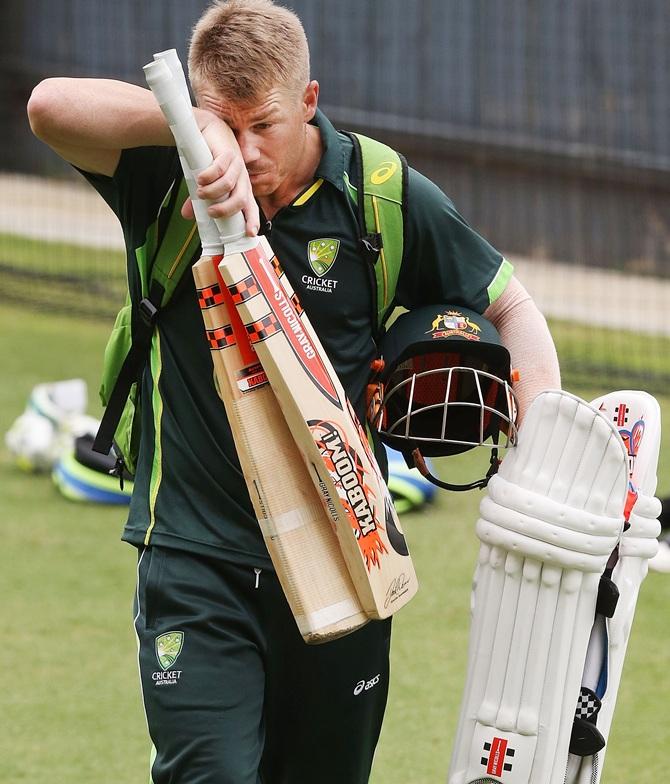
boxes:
[448,390,629,784]
[566,391,661,784]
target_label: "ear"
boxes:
[302,80,319,122]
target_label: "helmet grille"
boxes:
[378,352,516,457]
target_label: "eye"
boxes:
[254,122,272,131]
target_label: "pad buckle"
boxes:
[595,574,620,618]
[569,687,606,756]
[139,297,159,326]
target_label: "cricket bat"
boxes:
[218,238,419,618]
[144,52,369,643]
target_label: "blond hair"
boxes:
[188,0,310,103]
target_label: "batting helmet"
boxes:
[370,305,518,491]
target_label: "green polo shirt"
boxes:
[82,109,512,566]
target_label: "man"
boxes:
[27,1,560,781]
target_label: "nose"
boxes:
[237,132,260,165]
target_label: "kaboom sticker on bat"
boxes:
[310,419,388,570]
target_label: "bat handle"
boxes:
[143,55,246,250]
[153,49,190,105]
[151,50,224,254]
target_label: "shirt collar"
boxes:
[311,108,346,192]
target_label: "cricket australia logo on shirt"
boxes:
[152,631,184,687]
[303,238,340,294]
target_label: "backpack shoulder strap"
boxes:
[148,176,201,307]
[344,131,407,335]
[92,175,200,459]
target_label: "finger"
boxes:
[196,168,238,202]
[196,152,236,188]
[205,179,247,219]
[195,158,225,187]
[245,215,260,237]
[204,180,259,236]
[227,179,260,235]
[243,198,260,237]
[180,196,195,220]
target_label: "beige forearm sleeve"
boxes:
[484,276,561,421]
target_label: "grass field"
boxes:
[1,302,669,783]
[0,233,126,319]
[549,318,670,393]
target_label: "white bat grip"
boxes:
[143,57,246,249]
[153,50,190,105]
[151,52,223,254]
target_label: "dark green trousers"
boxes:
[134,546,392,784]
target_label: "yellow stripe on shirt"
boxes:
[293,178,324,206]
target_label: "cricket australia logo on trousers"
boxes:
[152,631,184,687]
[303,238,340,293]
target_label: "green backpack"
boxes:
[92,133,408,478]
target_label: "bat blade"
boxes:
[193,256,369,643]
[218,237,418,618]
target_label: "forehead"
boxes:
[194,82,296,124]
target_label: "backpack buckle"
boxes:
[360,232,383,259]
[139,297,159,326]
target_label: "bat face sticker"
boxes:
[243,244,342,408]
[309,419,389,570]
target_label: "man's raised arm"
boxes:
[27,78,175,176]
[27,77,259,232]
